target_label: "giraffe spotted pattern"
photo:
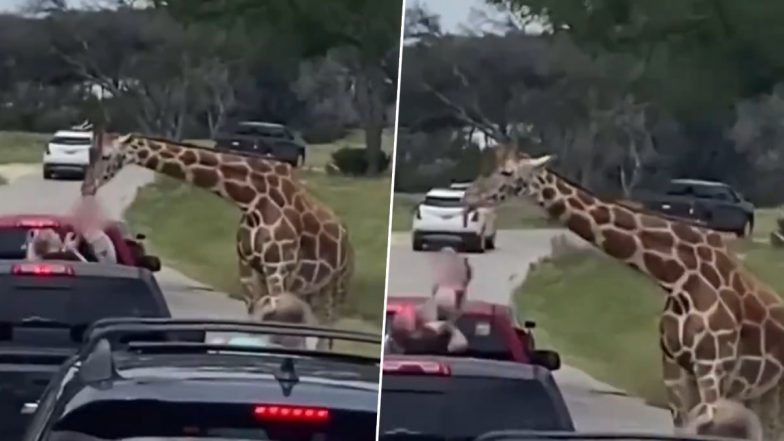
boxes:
[81,132,354,343]
[465,145,784,441]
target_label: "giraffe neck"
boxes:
[530,169,719,288]
[125,135,292,209]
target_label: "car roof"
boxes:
[670,179,729,187]
[386,296,512,317]
[0,260,145,279]
[384,354,547,380]
[63,353,379,414]
[52,130,92,138]
[425,188,465,198]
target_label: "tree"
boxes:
[154,0,403,176]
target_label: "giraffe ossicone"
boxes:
[468,142,784,441]
[81,130,354,341]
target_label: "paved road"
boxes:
[387,230,674,433]
[0,165,246,319]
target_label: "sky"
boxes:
[1,0,505,33]
[409,0,509,34]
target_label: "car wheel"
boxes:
[412,236,424,251]
[485,233,496,250]
[736,218,754,238]
[466,233,485,253]
[43,168,53,180]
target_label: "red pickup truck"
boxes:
[385,295,560,370]
[0,214,160,271]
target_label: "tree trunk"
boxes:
[354,64,386,177]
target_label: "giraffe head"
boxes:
[463,144,555,224]
[81,131,134,196]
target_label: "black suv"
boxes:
[22,318,380,441]
[214,121,307,167]
[0,261,171,441]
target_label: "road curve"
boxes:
[387,230,673,432]
[0,165,246,318]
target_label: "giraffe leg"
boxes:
[239,258,269,316]
[663,352,700,428]
[747,386,778,441]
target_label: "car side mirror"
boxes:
[135,233,146,241]
[523,320,536,329]
[532,349,560,371]
[138,255,161,272]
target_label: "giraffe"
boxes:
[463,144,784,441]
[80,131,354,339]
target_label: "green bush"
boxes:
[331,147,390,175]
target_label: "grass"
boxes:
[515,236,784,408]
[125,170,391,356]
[0,131,49,163]
[391,193,557,232]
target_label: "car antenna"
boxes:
[274,357,299,397]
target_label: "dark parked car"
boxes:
[214,121,306,167]
[635,179,755,237]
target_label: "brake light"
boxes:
[253,404,330,423]
[17,218,59,228]
[12,263,74,276]
[383,360,451,376]
[386,303,413,314]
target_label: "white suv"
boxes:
[42,130,93,180]
[411,187,497,253]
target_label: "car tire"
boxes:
[466,233,485,254]
[412,235,424,251]
[43,168,53,180]
[736,217,754,238]
[485,233,496,250]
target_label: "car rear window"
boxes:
[379,375,571,438]
[47,401,376,441]
[50,136,91,145]
[665,183,737,202]
[423,196,463,208]
[0,275,165,324]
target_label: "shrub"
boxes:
[330,147,390,175]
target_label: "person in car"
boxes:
[25,228,85,261]
[70,197,117,264]
[385,288,468,355]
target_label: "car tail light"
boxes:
[17,218,59,228]
[386,303,413,314]
[383,360,451,376]
[12,263,74,276]
[253,404,330,423]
